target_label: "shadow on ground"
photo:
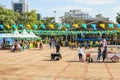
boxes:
[66,60,119,63]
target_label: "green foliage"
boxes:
[60,16,85,27]
[0,6,38,30]
[116,13,120,24]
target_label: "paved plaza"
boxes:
[0,46,120,80]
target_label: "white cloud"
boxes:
[74,0,117,5]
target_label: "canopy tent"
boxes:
[21,29,32,38]
[10,29,22,38]
[0,33,13,38]
[29,31,39,38]
[21,29,39,38]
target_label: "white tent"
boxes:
[11,29,22,38]
[0,33,12,38]
[21,29,31,38]
[29,31,39,38]
[1,29,22,38]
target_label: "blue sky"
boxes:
[1,0,120,23]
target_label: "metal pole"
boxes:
[53,11,56,22]
[66,29,68,41]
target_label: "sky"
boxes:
[0,0,120,23]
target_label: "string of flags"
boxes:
[0,23,120,30]
[32,30,120,36]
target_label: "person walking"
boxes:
[49,39,52,49]
[78,46,84,62]
[55,42,60,53]
[102,46,107,62]
[97,46,101,61]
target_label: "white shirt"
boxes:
[78,47,84,55]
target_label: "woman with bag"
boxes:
[102,46,107,62]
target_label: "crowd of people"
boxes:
[11,40,30,52]
[0,37,119,63]
[78,39,108,62]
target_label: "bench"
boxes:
[51,53,62,60]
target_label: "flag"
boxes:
[19,24,24,29]
[41,23,45,29]
[73,24,78,28]
[108,24,114,28]
[34,24,38,29]
[0,24,4,29]
[100,24,105,29]
[117,24,120,29]
[48,24,54,29]
[65,24,70,28]
[12,24,17,29]
[6,25,11,29]
[57,23,62,27]
[81,24,87,29]
[26,24,31,29]
[91,24,97,30]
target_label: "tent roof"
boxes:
[21,29,31,38]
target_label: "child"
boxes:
[78,46,84,62]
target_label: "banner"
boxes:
[26,24,31,29]
[57,23,62,27]
[34,24,38,29]
[19,24,24,29]
[108,24,114,28]
[12,24,17,29]
[41,23,45,29]
[65,24,70,28]
[6,25,11,29]
[48,24,54,29]
[118,24,120,29]
[81,24,87,29]
[0,24,4,29]
[91,24,97,30]
[100,24,105,29]
[73,24,78,28]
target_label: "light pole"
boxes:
[66,28,68,41]
[53,11,56,22]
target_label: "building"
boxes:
[64,9,109,22]
[11,0,29,13]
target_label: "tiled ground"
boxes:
[0,46,120,80]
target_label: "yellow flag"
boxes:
[48,24,54,29]
[100,24,105,29]
[26,24,31,29]
[6,25,11,29]
[73,24,78,28]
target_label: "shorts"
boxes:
[78,53,82,59]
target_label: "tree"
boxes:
[116,13,120,24]
[60,16,85,29]
[0,6,21,31]
[40,17,56,30]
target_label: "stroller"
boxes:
[86,53,93,63]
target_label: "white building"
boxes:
[64,9,109,21]
[11,0,29,13]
